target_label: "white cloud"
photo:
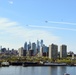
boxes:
[0,18,60,49]
[48,21,76,26]
[29,25,76,31]
[8,0,13,4]
[0,18,17,29]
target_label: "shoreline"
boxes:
[1,62,76,67]
[1,61,76,67]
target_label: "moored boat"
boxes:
[1,62,9,67]
[64,73,70,75]
[22,62,39,67]
[10,62,22,66]
[44,62,67,66]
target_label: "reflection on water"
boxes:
[49,66,58,75]
[0,66,75,75]
[59,66,66,75]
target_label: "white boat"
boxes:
[64,73,70,75]
[1,62,9,66]
[44,62,67,66]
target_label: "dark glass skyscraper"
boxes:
[28,41,31,50]
[24,42,28,50]
[41,40,43,47]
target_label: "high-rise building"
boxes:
[41,40,43,47]
[42,45,48,56]
[18,47,26,56]
[23,50,27,56]
[60,45,67,58]
[37,40,39,47]
[72,54,74,60]
[18,47,23,56]
[24,42,28,50]
[28,41,31,50]
[47,47,49,57]
[0,46,2,53]
[37,40,40,52]
[40,47,43,56]
[39,45,49,57]
[29,50,34,56]
[49,44,58,59]
[31,42,36,55]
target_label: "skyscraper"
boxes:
[49,44,58,59]
[42,45,48,56]
[40,47,43,56]
[31,42,36,55]
[28,41,31,50]
[24,42,28,50]
[60,45,67,58]
[37,40,40,52]
[41,40,43,47]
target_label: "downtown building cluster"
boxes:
[18,40,67,59]
[0,46,18,55]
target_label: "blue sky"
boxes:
[0,0,76,53]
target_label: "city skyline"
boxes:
[19,41,68,58]
[0,39,67,51]
[0,0,76,53]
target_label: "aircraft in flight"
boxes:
[45,21,48,23]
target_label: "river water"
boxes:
[0,66,76,75]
